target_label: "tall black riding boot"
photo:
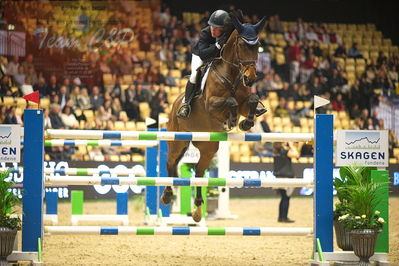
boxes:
[176,81,196,119]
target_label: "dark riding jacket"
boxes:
[192,26,220,61]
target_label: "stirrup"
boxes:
[176,104,191,119]
[255,107,268,117]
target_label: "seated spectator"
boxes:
[331,93,345,111]
[377,51,388,66]
[308,76,325,95]
[334,44,346,58]
[21,54,35,73]
[271,73,284,90]
[89,146,105,161]
[284,26,297,43]
[26,66,38,86]
[77,87,92,110]
[348,43,362,59]
[4,106,23,125]
[46,74,59,97]
[300,143,313,157]
[49,104,65,129]
[90,86,105,110]
[274,97,289,117]
[252,115,273,157]
[111,97,124,121]
[363,117,375,130]
[277,82,291,99]
[312,42,323,57]
[376,119,385,130]
[181,63,191,77]
[255,73,272,99]
[6,56,19,76]
[349,103,361,120]
[164,70,177,86]
[43,109,52,130]
[13,65,25,88]
[0,75,12,96]
[58,86,69,109]
[60,105,79,129]
[70,86,80,109]
[124,84,142,121]
[33,77,46,98]
[20,76,34,96]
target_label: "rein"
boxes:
[212,35,258,95]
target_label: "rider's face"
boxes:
[210,26,224,38]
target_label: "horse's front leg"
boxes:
[238,94,259,131]
[207,96,238,130]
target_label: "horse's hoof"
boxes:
[239,119,254,131]
[192,206,202,222]
[160,189,173,205]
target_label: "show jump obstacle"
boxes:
[16,109,389,265]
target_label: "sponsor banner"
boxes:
[336,130,389,167]
[0,125,21,163]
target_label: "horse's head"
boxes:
[230,15,267,86]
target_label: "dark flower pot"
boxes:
[0,227,17,266]
[334,219,353,251]
[350,229,380,266]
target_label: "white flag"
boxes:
[314,95,330,109]
[145,117,157,126]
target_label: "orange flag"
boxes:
[23,90,40,109]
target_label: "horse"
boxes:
[161,15,267,222]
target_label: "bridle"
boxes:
[213,35,259,95]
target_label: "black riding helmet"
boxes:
[208,10,229,27]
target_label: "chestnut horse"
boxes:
[161,16,267,222]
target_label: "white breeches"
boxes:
[189,54,203,84]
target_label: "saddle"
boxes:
[192,61,213,97]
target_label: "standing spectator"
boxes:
[273,142,299,223]
[90,86,104,110]
[288,41,301,84]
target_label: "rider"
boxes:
[176,10,267,119]
[176,9,230,119]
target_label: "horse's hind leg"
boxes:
[239,94,259,131]
[191,141,219,222]
[160,140,190,205]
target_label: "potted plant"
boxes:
[333,166,375,251]
[338,175,386,266]
[0,170,21,265]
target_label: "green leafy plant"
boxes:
[0,170,22,230]
[333,165,376,218]
[336,167,388,231]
